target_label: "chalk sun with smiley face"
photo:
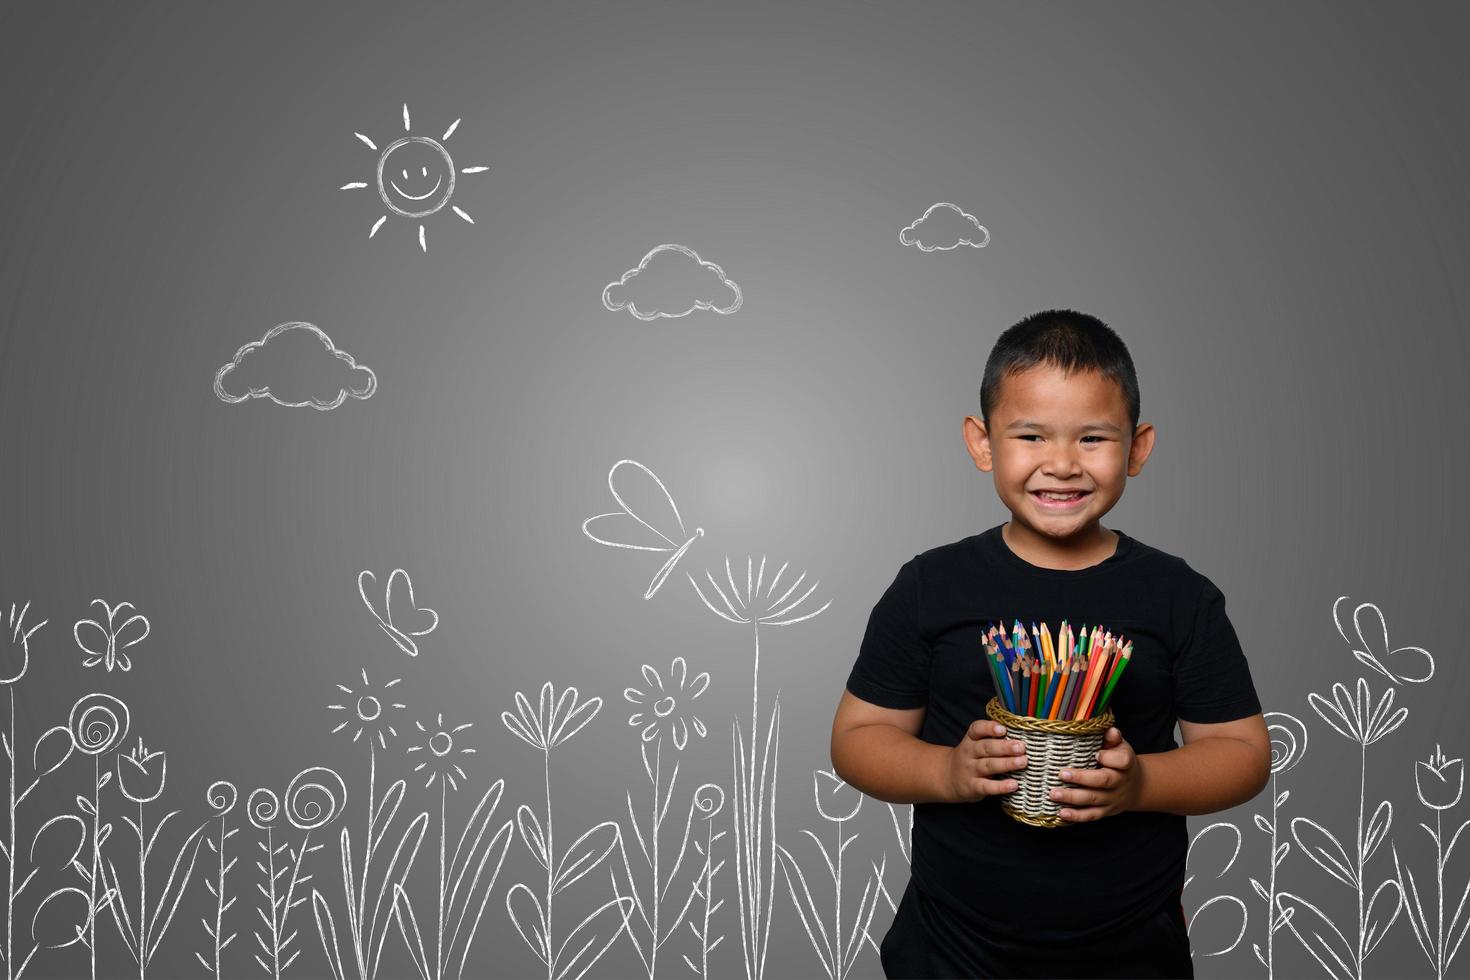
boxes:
[340,103,490,252]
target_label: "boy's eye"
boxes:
[1016,434,1107,443]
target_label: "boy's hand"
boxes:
[944,720,1030,802]
[1051,726,1142,822]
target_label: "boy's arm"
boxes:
[1132,714,1271,816]
[831,690,1028,805]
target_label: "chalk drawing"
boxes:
[775,770,884,980]
[5,604,91,980]
[67,693,128,980]
[340,103,489,253]
[682,785,726,980]
[602,244,743,320]
[687,553,831,980]
[897,202,990,251]
[195,782,239,979]
[248,767,346,978]
[74,599,149,673]
[1334,595,1435,685]
[1246,711,1309,977]
[502,682,633,979]
[1392,743,1470,979]
[99,736,209,980]
[1277,673,1409,979]
[313,670,428,980]
[358,570,439,659]
[864,804,912,957]
[392,715,513,980]
[214,322,377,411]
[1183,821,1246,957]
[327,669,406,750]
[610,658,713,977]
[583,460,704,601]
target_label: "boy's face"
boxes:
[963,364,1154,543]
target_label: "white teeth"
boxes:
[1037,491,1084,500]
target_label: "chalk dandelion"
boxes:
[688,554,831,980]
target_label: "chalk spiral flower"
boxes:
[1,600,46,685]
[688,554,832,626]
[285,766,347,830]
[1415,744,1464,811]
[68,692,130,755]
[692,783,725,820]
[1265,711,1309,775]
[502,681,601,751]
[247,788,282,830]
[206,780,238,816]
[74,598,149,672]
[813,769,863,823]
[118,736,167,804]
[624,656,710,750]
[1308,676,1407,746]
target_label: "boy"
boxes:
[831,309,1270,979]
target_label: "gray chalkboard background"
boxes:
[3,2,1468,978]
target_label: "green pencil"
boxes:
[1095,643,1133,713]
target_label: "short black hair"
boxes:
[980,308,1140,433]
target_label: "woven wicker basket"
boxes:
[984,695,1114,828]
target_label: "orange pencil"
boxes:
[1039,621,1056,674]
[1073,630,1107,720]
[1045,650,1072,719]
[1077,633,1114,720]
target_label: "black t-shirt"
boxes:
[846,523,1262,952]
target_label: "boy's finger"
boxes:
[968,720,1006,740]
[977,776,1020,797]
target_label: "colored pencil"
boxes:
[1062,655,1084,718]
[1078,634,1112,719]
[1045,651,1071,719]
[1095,644,1132,713]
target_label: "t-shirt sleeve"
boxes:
[1173,577,1263,724]
[845,557,932,709]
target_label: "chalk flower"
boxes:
[0,600,46,685]
[502,681,601,751]
[624,656,710,751]
[1415,744,1463,811]
[688,554,832,626]
[118,736,167,804]
[813,769,862,823]
[407,712,475,790]
[1265,711,1309,775]
[327,668,406,748]
[69,692,130,756]
[74,598,150,672]
[1308,676,1407,746]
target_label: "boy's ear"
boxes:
[962,415,993,471]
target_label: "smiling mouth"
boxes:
[1030,490,1092,508]
[389,175,443,201]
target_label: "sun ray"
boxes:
[442,119,460,140]
[355,133,378,151]
[452,206,474,224]
[369,215,387,238]
[341,181,368,190]
[419,224,427,252]
[403,103,411,132]
[461,166,489,174]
